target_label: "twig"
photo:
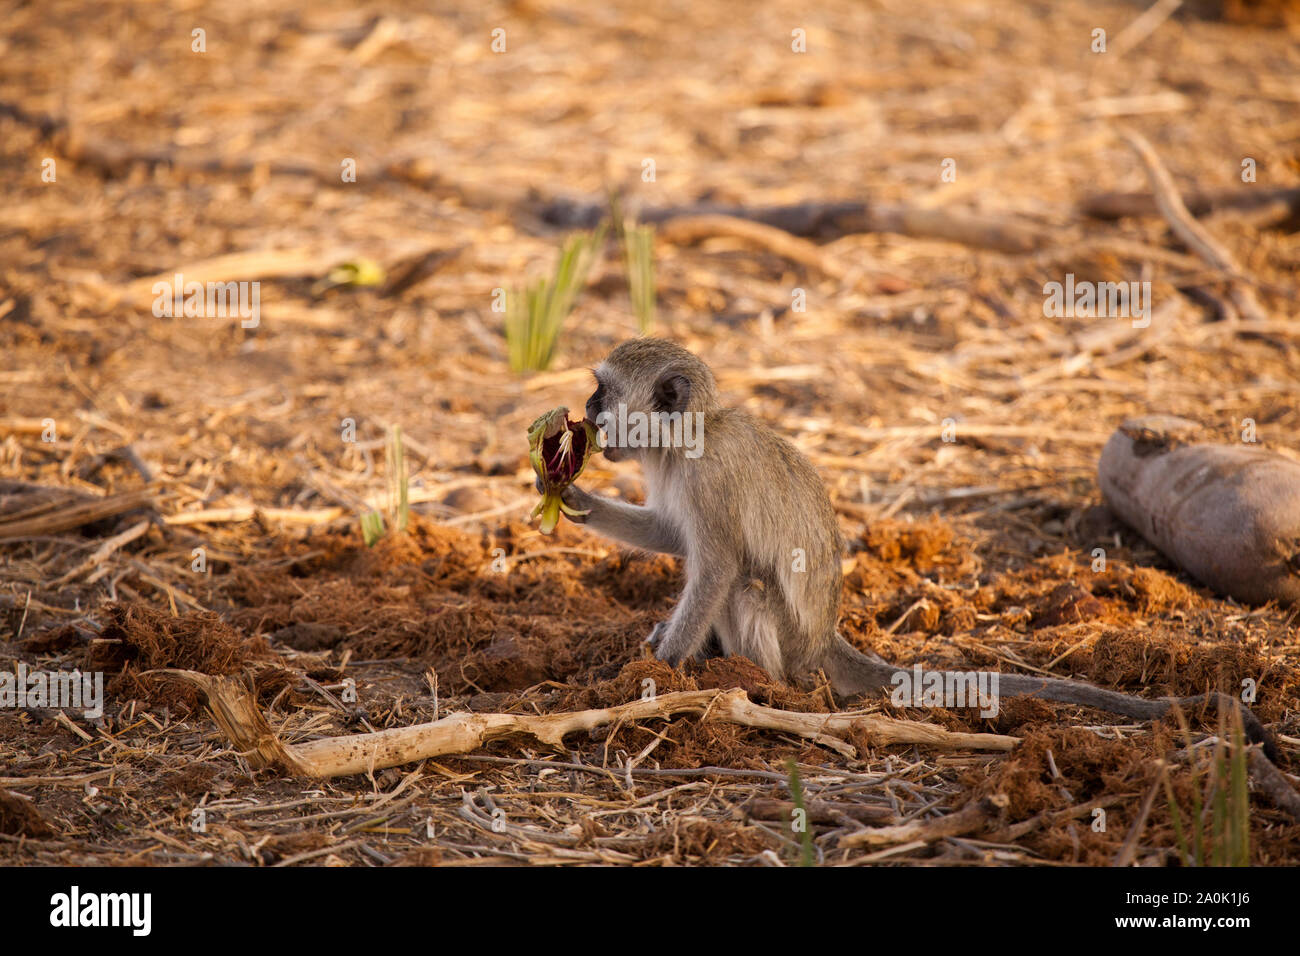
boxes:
[51,518,150,587]
[656,214,849,280]
[1079,185,1300,223]
[1246,747,1300,822]
[1118,128,1267,323]
[0,487,157,540]
[840,798,998,849]
[1110,0,1184,59]
[1112,775,1162,866]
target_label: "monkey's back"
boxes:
[683,407,843,662]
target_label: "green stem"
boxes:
[539,495,563,534]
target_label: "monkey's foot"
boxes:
[645,621,668,650]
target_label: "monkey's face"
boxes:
[587,355,696,463]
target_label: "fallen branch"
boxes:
[542,197,1050,253]
[1247,747,1300,822]
[1079,185,1300,225]
[163,670,1019,780]
[163,505,346,527]
[746,796,897,826]
[163,485,452,527]
[840,797,1000,849]
[51,518,150,586]
[656,215,850,280]
[1109,0,1183,59]
[1118,128,1268,323]
[0,487,157,540]
[984,796,1130,843]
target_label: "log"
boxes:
[1098,415,1300,606]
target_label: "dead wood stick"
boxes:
[708,692,1017,753]
[379,245,466,298]
[0,487,156,540]
[163,505,346,527]
[656,215,848,279]
[799,419,1112,445]
[127,564,207,612]
[1109,0,1183,59]
[984,795,1131,843]
[1080,185,1300,224]
[162,671,1019,780]
[163,486,451,526]
[1119,129,1267,323]
[120,247,378,307]
[1247,747,1300,822]
[1112,775,1164,866]
[0,418,56,436]
[50,518,150,587]
[545,196,1050,252]
[839,798,999,848]
[865,203,1047,253]
[746,797,897,826]
[0,769,115,789]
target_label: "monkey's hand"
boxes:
[649,621,698,666]
[559,485,592,524]
[647,622,718,664]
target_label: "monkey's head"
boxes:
[587,339,717,462]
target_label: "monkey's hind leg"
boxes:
[696,628,724,661]
[713,580,785,680]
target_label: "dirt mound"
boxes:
[85,602,291,712]
[0,792,53,839]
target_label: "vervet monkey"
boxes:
[558,339,1267,738]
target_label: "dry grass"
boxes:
[1,0,1299,866]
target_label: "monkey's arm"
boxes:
[652,553,739,665]
[560,486,686,557]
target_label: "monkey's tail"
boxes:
[826,635,1275,757]
[824,635,897,697]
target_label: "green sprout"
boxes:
[786,758,816,867]
[623,223,656,334]
[1162,705,1251,867]
[506,225,607,373]
[359,510,385,547]
[386,424,409,534]
[359,424,409,547]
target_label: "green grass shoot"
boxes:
[623,222,656,334]
[359,424,409,546]
[785,758,816,867]
[359,510,385,547]
[506,224,607,373]
[386,423,409,534]
[1162,705,1251,866]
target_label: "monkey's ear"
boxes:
[652,372,691,414]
